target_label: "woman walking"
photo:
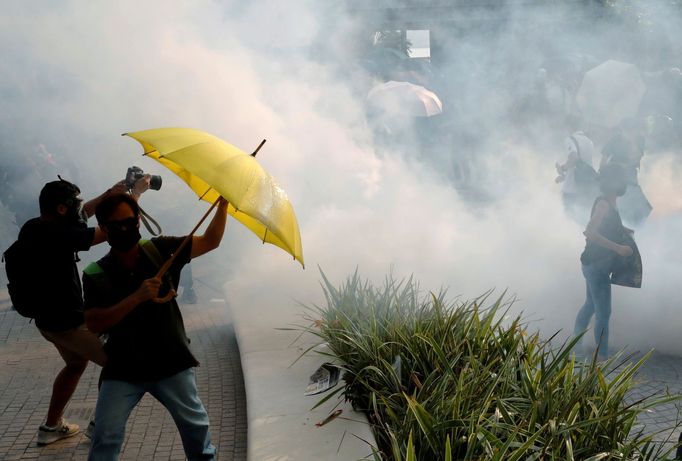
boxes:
[573,163,633,360]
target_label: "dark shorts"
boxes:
[39,323,107,367]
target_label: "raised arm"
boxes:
[83,181,127,218]
[191,198,229,258]
[83,176,150,217]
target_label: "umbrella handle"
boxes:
[154,197,223,280]
[152,288,177,304]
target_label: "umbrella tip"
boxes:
[251,139,267,157]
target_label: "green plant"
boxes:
[298,270,682,460]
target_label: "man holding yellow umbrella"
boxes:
[83,193,227,461]
[81,127,303,460]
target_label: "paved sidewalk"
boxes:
[0,278,247,461]
[627,350,682,450]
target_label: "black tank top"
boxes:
[580,197,624,265]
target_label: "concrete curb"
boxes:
[224,279,377,460]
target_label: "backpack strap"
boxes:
[139,239,176,291]
[83,261,104,277]
[83,240,176,301]
[139,239,163,268]
[83,261,112,297]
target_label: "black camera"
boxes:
[125,166,162,191]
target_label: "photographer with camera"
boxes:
[12,174,150,446]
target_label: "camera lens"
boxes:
[150,175,162,191]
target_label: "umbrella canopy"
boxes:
[577,60,646,128]
[367,80,443,117]
[125,127,304,267]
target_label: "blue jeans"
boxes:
[88,368,216,461]
[574,258,612,359]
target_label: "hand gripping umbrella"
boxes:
[124,127,304,300]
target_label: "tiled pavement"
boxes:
[0,277,247,461]
[627,351,682,448]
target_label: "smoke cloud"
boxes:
[1,0,681,354]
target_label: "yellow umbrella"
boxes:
[124,127,304,267]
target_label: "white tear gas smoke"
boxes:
[1,1,681,354]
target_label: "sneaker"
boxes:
[84,420,95,439]
[181,287,198,304]
[37,419,80,445]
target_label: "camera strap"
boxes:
[138,206,163,236]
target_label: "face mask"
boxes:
[106,218,141,251]
[59,197,86,227]
[67,204,88,227]
[616,185,627,197]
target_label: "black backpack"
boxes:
[574,159,598,185]
[2,238,41,318]
[569,135,598,186]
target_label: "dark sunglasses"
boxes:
[105,217,139,230]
